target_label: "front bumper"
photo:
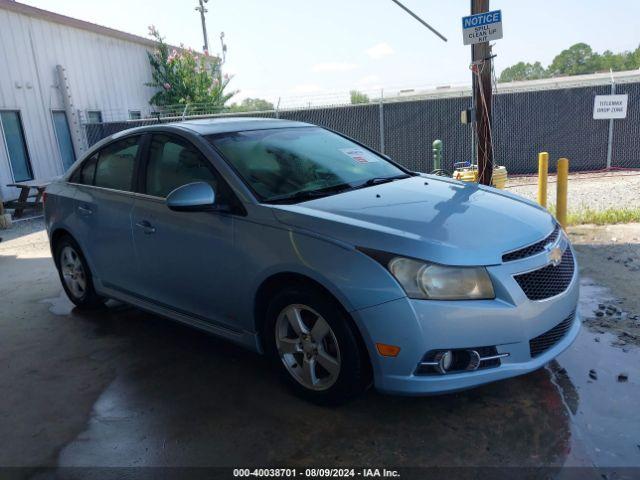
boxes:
[351,246,580,395]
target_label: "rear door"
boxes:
[130,133,241,328]
[72,135,142,293]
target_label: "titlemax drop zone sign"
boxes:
[462,10,503,45]
[593,94,629,119]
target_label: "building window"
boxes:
[0,111,34,182]
[52,111,76,171]
[129,110,142,120]
[87,111,103,124]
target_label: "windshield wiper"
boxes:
[264,182,356,204]
[355,174,412,189]
[264,174,412,204]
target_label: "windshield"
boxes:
[207,127,407,203]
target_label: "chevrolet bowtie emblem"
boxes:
[548,246,563,267]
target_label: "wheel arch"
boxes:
[253,272,370,364]
[49,228,97,276]
[50,227,74,265]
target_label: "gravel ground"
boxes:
[507,171,640,212]
[0,215,47,245]
[569,223,640,347]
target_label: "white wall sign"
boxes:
[593,94,628,119]
[462,10,503,46]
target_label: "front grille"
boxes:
[503,225,561,262]
[529,311,575,358]
[514,248,574,300]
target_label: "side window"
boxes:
[69,154,97,184]
[80,155,98,184]
[94,137,139,191]
[145,134,224,200]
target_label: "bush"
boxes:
[146,25,237,109]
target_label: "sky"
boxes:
[22,0,640,105]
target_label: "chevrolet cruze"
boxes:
[44,118,580,404]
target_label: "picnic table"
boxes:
[6,179,51,218]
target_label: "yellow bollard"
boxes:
[537,152,549,208]
[556,158,569,229]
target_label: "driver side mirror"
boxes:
[166,182,216,212]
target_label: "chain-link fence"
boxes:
[82,79,640,175]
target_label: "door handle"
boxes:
[77,205,92,215]
[135,220,156,235]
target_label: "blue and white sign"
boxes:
[462,10,502,46]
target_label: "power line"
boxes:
[389,0,447,42]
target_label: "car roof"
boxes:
[83,118,317,164]
[171,117,313,135]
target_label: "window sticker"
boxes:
[340,148,379,164]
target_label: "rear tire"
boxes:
[264,285,371,405]
[54,235,105,310]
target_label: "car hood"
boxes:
[270,175,556,266]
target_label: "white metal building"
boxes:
[0,0,158,201]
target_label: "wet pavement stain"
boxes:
[554,334,640,467]
[549,278,640,468]
[49,300,574,469]
[7,285,640,472]
[40,291,75,316]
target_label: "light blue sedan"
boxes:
[44,118,580,404]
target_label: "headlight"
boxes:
[386,256,495,300]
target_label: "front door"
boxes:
[72,135,141,293]
[130,133,240,329]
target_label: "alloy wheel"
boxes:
[60,246,87,299]
[275,304,341,391]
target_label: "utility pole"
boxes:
[471,0,493,186]
[195,0,210,52]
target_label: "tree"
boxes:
[228,97,274,112]
[499,43,640,82]
[350,90,370,104]
[146,26,237,109]
[499,61,548,82]
[547,43,601,76]
[631,46,640,69]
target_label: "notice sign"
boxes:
[462,10,503,45]
[593,94,628,119]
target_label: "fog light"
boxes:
[465,350,481,371]
[435,350,453,374]
[417,347,505,376]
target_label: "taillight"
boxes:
[42,191,47,205]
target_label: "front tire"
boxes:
[264,286,371,405]
[54,236,105,310]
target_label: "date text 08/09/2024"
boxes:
[233,468,401,478]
